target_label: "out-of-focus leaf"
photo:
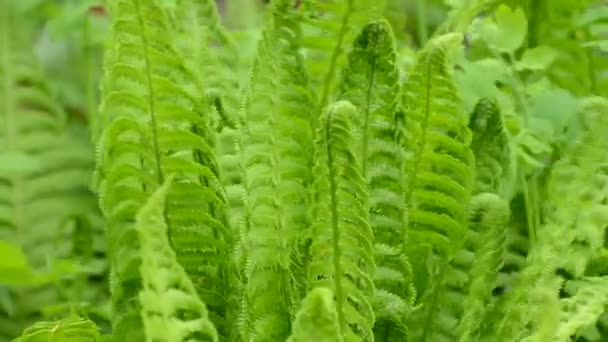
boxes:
[0,241,45,287]
[480,4,527,53]
[583,40,608,52]
[575,7,608,27]
[516,46,558,71]
[528,88,579,136]
[0,153,40,176]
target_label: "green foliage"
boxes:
[336,19,412,340]
[237,1,314,340]
[12,318,100,342]
[402,32,475,342]
[136,179,218,342]
[307,100,375,341]
[4,1,608,342]
[0,1,108,339]
[457,193,509,341]
[96,0,233,340]
[287,287,342,342]
[468,97,513,197]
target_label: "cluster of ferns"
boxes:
[3,0,608,341]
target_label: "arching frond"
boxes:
[136,179,218,342]
[336,18,413,339]
[96,0,234,339]
[457,193,509,342]
[237,1,315,340]
[307,100,376,341]
[401,33,475,342]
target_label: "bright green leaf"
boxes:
[480,5,527,53]
[516,46,558,70]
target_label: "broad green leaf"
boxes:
[480,5,527,53]
[516,46,558,71]
[454,56,513,113]
[528,89,579,135]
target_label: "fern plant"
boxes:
[95,0,233,340]
[336,18,412,340]
[401,32,475,342]
[236,1,315,340]
[307,100,376,341]
[6,1,608,342]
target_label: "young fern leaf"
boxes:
[457,193,509,342]
[336,18,412,340]
[12,318,100,342]
[96,0,234,339]
[300,0,384,112]
[287,287,343,342]
[238,1,315,340]
[307,100,376,341]
[136,178,218,342]
[401,33,475,342]
[468,97,513,198]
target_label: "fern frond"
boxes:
[468,98,513,198]
[287,287,343,342]
[307,100,376,341]
[136,178,218,342]
[96,0,234,339]
[12,318,100,342]
[336,18,412,339]
[300,0,384,111]
[545,97,608,277]
[552,277,608,341]
[457,193,509,342]
[237,1,315,340]
[401,32,475,342]
[487,97,608,341]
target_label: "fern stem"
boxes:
[405,48,433,207]
[318,0,352,114]
[325,109,346,335]
[360,57,377,177]
[134,0,163,184]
